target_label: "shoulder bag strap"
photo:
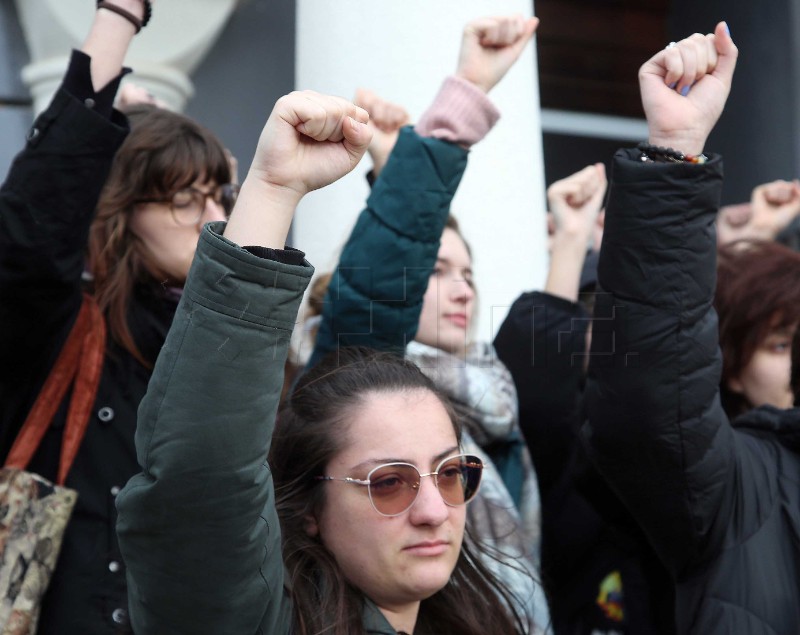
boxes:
[5,293,107,485]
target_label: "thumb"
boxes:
[507,17,539,58]
[712,21,738,87]
[342,116,373,167]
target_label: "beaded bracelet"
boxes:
[96,0,152,33]
[637,142,708,165]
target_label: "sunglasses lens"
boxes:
[368,464,420,516]
[437,455,483,506]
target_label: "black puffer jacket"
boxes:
[585,148,800,634]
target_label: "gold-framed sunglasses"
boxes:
[316,453,483,517]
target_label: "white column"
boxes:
[294,0,547,341]
[14,0,238,113]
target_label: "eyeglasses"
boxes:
[316,453,483,517]
[137,183,240,226]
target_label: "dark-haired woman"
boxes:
[0,3,235,632]
[307,16,548,631]
[117,87,528,635]
[715,240,800,418]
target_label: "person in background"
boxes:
[715,240,800,418]
[495,164,675,635]
[0,1,238,631]
[716,178,800,248]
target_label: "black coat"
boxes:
[0,88,169,634]
[585,149,800,634]
[495,291,674,635]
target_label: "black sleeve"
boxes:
[0,77,129,459]
[583,148,739,575]
[494,290,589,497]
[62,49,131,120]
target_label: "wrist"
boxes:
[551,229,592,254]
[454,72,490,94]
[96,0,151,33]
[647,134,706,158]
[223,176,302,250]
[640,141,708,165]
[104,0,145,19]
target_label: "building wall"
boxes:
[185,0,295,176]
[0,0,32,178]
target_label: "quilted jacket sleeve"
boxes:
[307,127,468,368]
[116,223,312,635]
[583,149,739,576]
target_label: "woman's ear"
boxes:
[727,375,745,394]
[303,514,319,537]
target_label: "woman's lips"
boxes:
[403,540,450,556]
[444,313,467,329]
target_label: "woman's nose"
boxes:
[450,277,475,304]
[408,476,449,526]
[203,196,228,223]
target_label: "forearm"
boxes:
[82,0,142,91]
[545,233,591,302]
[308,128,468,367]
[223,175,300,250]
[584,150,732,572]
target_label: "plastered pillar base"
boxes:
[14,0,238,113]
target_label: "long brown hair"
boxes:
[271,347,527,635]
[88,105,230,367]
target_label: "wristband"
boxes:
[637,142,707,165]
[96,1,152,33]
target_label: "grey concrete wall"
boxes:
[185,0,295,178]
[0,0,295,183]
[0,0,32,178]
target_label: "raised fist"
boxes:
[354,88,411,176]
[639,22,737,156]
[249,90,371,199]
[455,15,539,93]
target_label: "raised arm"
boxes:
[354,88,411,180]
[494,164,605,493]
[717,178,800,246]
[0,1,145,456]
[584,23,741,575]
[308,14,537,367]
[116,92,370,635]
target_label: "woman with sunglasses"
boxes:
[306,15,547,631]
[0,3,235,632]
[116,88,527,635]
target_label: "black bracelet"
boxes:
[637,142,707,165]
[96,0,151,33]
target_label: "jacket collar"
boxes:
[732,406,800,451]
[361,599,398,634]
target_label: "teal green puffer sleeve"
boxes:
[308,126,468,368]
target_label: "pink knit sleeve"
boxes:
[414,76,501,147]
